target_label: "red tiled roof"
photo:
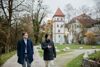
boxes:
[53,8,65,17]
[74,13,96,26]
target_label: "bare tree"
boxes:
[94,0,100,18]
[79,5,92,15]
[0,0,25,52]
[23,0,48,44]
[65,3,75,22]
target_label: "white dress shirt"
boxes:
[24,39,27,53]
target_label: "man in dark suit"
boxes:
[17,32,34,67]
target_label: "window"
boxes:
[61,18,63,21]
[57,24,59,27]
[59,35,60,38]
[57,18,59,21]
[74,24,77,28]
[58,30,60,32]
[77,25,80,28]
[61,25,63,28]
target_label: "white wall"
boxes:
[67,20,82,44]
[52,16,65,43]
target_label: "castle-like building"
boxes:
[51,8,99,44]
[52,8,65,43]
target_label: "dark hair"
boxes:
[45,33,51,39]
[22,32,28,36]
[45,33,48,39]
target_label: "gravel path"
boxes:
[2,46,45,67]
[2,47,100,67]
[55,49,100,67]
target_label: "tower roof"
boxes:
[53,8,65,17]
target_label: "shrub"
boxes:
[85,32,96,45]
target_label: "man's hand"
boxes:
[48,45,52,48]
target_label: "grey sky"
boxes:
[43,0,95,19]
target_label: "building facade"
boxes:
[67,13,96,44]
[52,8,65,43]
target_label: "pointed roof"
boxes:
[53,8,65,17]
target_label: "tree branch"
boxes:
[12,0,25,10]
[13,8,25,12]
[0,0,8,20]
[39,12,45,24]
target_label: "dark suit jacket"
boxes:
[17,39,34,64]
[41,40,56,60]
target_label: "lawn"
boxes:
[65,54,83,67]
[38,44,73,57]
[55,44,100,49]
[38,48,72,57]
[65,51,100,67]
[38,44,100,57]
[89,51,100,60]
[0,51,16,66]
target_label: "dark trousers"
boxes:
[22,54,31,67]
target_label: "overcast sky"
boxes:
[43,0,96,20]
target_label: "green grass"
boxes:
[38,49,43,57]
[55,44,100,49]
[38,45,73,57]
[38,44,100,57]
[65,51,100,67]
[55,44,73,54]
[55,44,67,50]
[38,49,72,56]
[65,54,83,67]
[89,51,100,59]
[0,51,16,66]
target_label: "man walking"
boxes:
[41,34,56,67]
[17,32,34,67]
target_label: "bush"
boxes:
[89,51,100,63]
[85,32,96,45]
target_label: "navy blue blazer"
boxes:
[17,39,34,64]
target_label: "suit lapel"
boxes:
[22,39,25,45]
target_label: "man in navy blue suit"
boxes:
[17,32,34,67]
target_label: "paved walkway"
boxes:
[55,49,100,67]
[1,47,100,67]
[2,46,45,67]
